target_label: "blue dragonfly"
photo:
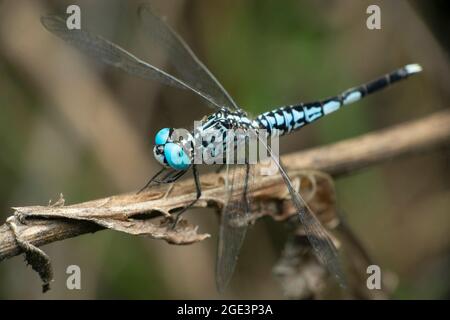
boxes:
[41,6,422,291]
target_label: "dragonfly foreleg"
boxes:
[243,163,251,212]
[137,167,167,194]
[137,168,188,194]
[171,164,202,229]
[159,169,188,183]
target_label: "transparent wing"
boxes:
[40,15,222,109]
[256,131,346,286]
[138,5,240,111]
[216,163,254,292]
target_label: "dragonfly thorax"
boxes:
[153,111,259,170]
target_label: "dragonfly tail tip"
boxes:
[405,63,423,74]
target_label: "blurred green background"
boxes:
[0,0,448,299]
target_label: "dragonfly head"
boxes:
[153,128,192,171]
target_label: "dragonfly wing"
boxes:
[40,15,222,109]
[138,5,240,112]
[256,132,346,287]
[216,163,253,292]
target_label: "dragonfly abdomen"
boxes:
[256,64,422,137]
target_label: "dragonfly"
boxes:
[41,6,422,292]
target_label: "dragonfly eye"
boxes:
[164,142,191,171]
[155,128,171,145]
[153,145,169,167]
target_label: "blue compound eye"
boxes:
[153,145,168,167]
[164,142,191,170]
[155,128,171,145]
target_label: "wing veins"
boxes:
[41,15,222,109]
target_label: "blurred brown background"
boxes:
[0,0,448,299]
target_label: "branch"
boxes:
[1,110,449,263]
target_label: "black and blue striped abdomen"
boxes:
[256,64,422,137]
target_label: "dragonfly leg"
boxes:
[139,169,189,203]
[161,169,188,183]
[139,168,188,193]
[171,164,201,229]
[160,171,188,199]
[243,163,251,212]
[137,167,167,194]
